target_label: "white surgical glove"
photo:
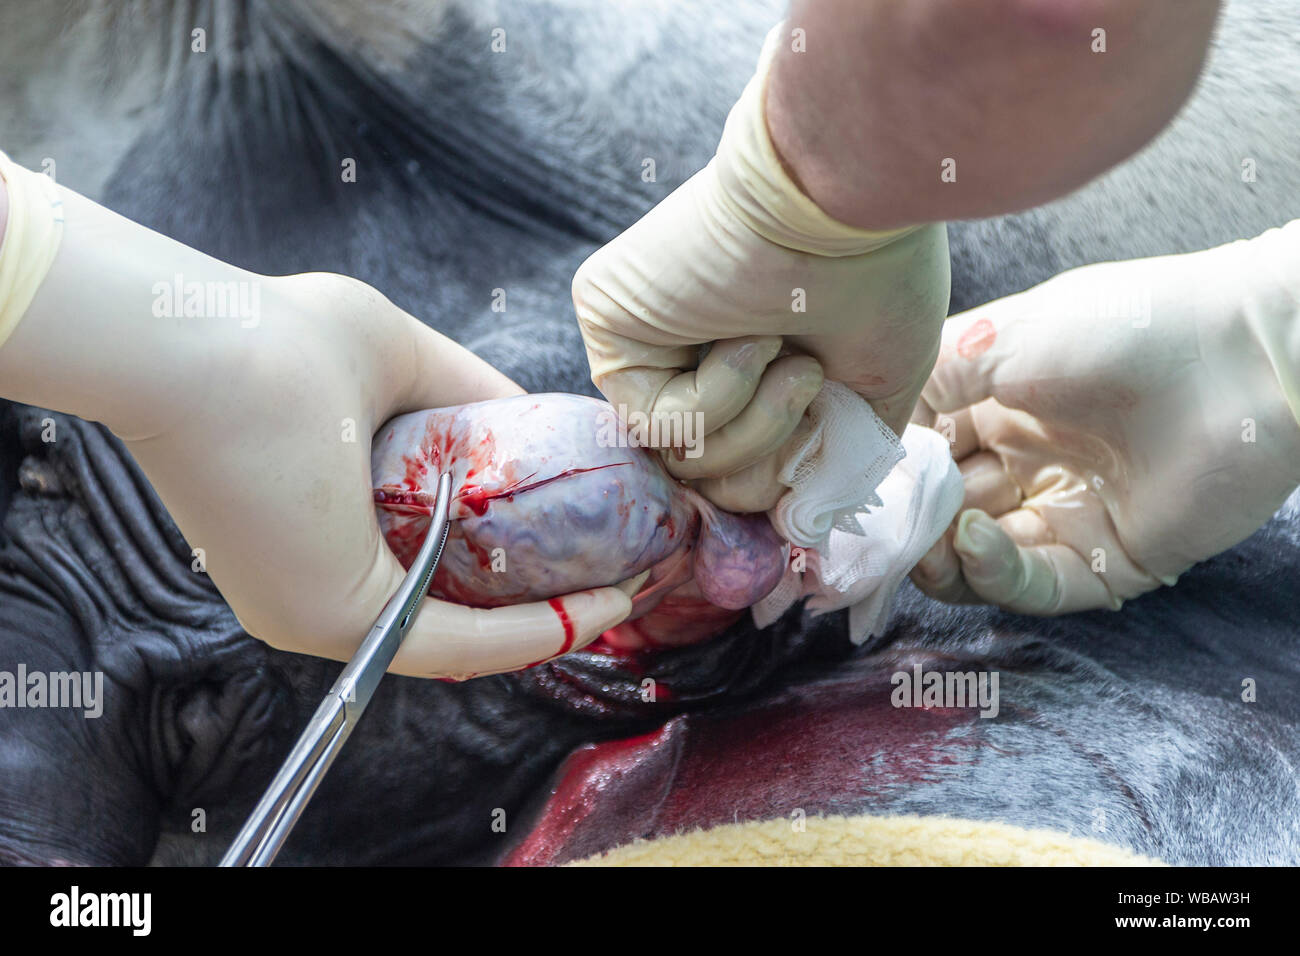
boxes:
[0,151,634,679]
[572,25,950,512]
[912,221,1300,614]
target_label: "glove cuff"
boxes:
[0,152,64,350]
[713,23,916,257]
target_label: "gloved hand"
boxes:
[911,221,1300,614]
[572,25,950,513]
[0,152,635,679]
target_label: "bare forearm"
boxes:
[767,0,1222,229]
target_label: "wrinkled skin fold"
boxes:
[0,0,1298,865]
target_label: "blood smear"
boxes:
[549,597,576,654]
[957,318,996,360]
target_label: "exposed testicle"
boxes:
[371,393,786,648]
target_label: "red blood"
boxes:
[376,402,778,660]
[456,463,631,517]
[371,488,439,513]
[957,318,996,360]
[509,604,579,669]
[458,484,493,517]
[401,453,428,491]
[549,598,576,654]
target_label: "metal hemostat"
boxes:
[220,471,454,867]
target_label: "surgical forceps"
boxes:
[219,471,453,867]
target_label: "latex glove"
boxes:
[0,152,634,679]
[911,221,1300,614]
[572,24,950,513]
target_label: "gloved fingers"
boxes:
[399,315,524,410]
[910,400,980,462]
[950,508,1120,615]
[994,506,1055,547]
[586,326,776,419]
[923,306,1016,414]
[391,583,634,680]
[664,353,824,480]
[448,570,651,678]
[931,405,981,460]
[910,529,982,604]
[912,506,1066,606]
[958,450,1023,517]
[591,335,791,450]
[648,335,785,433]
[591,364,678,428]
[689,451,786,513]
[599,337,821,475]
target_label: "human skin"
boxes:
[767,0,1223,229]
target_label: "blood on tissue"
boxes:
[401,453,426,492]
[457,462,633,517]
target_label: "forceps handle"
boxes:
[219,471,454,867]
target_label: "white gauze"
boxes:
[753,382,964,644]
